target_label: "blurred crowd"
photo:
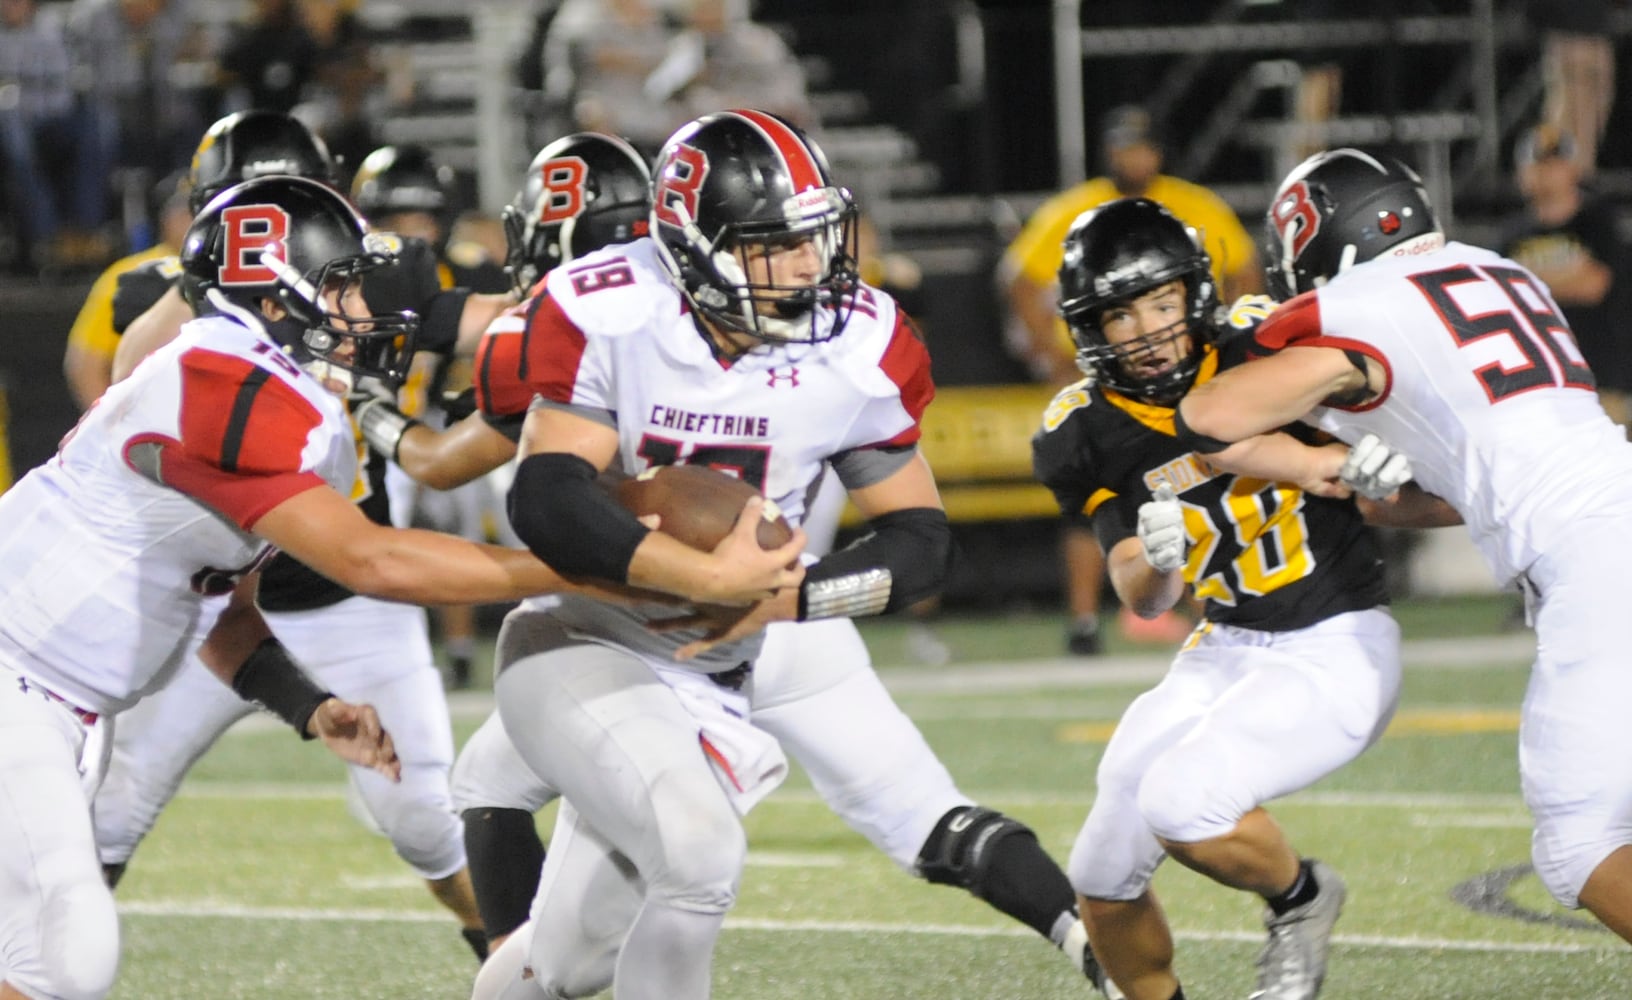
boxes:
[0,0,808,277]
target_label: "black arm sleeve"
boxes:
[507,452,650,583]
[799,506,953,619]
[111,264,177,334]
[415,287,473,356]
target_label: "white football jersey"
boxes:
[1257,241,1632,584]
[0,313,356,713]
[515,238,934,670]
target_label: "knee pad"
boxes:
[33,881,121,1000]
[359,765,466,878]
[914,806,1034,895]
[1531,811,1632,908]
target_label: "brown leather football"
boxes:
[613,465,794,552]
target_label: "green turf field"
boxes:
[105,597,1632,998]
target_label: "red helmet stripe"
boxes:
[730,109,823,192]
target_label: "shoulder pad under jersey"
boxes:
[544,241,668,339]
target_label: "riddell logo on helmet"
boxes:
[1384,233,1445,257]
[785,188,834,217]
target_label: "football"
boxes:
[611,464,794,552]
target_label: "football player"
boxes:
[86,116,512,960]
[0,175,776,1000]
[472,109,1052,1000]
[1032,198,1410,1000]
[358,132,1119,994]
[1179,148,1632,945]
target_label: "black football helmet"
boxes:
[1058,197,1218,404]
[1263,147,1443,301]
[187,110,338,214]
[181,176,419,388]
[501,132,652,296]
[651,109,859,344]
[350,144,457,232]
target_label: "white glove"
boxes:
[1339,433,1412,500]
[1136,482,1187,574]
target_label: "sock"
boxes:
[973,831,1080,939]
[1266,858,1318,915]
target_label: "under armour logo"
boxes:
[766,366,800,388]
[947,811,975,833]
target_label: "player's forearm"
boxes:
[456,292,522,354]
[339,529,570,605]
[1357,483,1464,529]
[1202,434,1345,491]
[1179,348,1356,445]
[395,419,517,491]
[197,578,275,688]
[1107,537,1186,618]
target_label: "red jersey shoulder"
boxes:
[474,312,533,420]
[176,346,326,475]
[1249,292,1323,357]
[875,306,934,424]
[516,289,590,406]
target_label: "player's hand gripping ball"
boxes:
[613,465,794,552]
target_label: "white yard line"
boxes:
[114,900,1608,954]
[217,633,1536,733]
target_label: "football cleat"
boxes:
[1249,860,1346,1000]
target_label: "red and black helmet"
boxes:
[181,176,418,387]
[651,109,859,344]
[501,132,652,296]
[1264,148,1443,301]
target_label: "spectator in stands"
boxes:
[648,0,815,132]
[291,0,381,174]
[1502,123,1632,431]
[215,0,318,114]
[67,0,210,228]
[544,0,681,156]
[1528,0,1616,176]
[0,0,109,272]
[61,171,190,411]
[998,104,1260,655]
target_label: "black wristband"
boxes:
[230,637,335,740]
[1171,404,1235,454]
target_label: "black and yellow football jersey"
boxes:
[1031,303,1387,633]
